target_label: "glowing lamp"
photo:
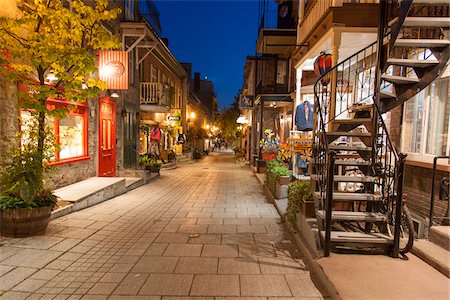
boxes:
[314,52,332,86]
[236,115,249,124]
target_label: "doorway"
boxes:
[98,97,116,177]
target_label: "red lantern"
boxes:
[314,52,332,86]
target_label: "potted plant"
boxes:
[148,158,162,173]
[0,140,58,237]
[286,181,314,230]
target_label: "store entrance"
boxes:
[98,97,116,177]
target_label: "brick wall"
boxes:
[403,164,449,224]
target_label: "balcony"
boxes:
[251,56,291,98]
[256,8,296,55]
[140,82,174,111]
[297,0,379,45]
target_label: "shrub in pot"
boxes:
[264,160,290,197]
[286,181,313,230]
[0,157,58,237]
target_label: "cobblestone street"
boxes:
[0,152,324,299]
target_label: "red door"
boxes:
[98,97,116,177]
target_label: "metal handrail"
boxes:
[311,0,410,257]
[429,156,450,228]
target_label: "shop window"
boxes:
[401,77,449,158]
[20,100,88,164]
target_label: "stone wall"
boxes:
[0,77,19,170]
[45,98,98,189]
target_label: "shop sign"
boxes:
[239,94,254,109]
[98,51,129,90]
[167,111,181,127]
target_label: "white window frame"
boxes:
[400,79,450,167]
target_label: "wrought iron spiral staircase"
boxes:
[312,0,450,258]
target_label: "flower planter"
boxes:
[278,176,290,186]
[256,159,266,173]
[0,206,52,238]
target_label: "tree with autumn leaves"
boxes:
[0,0,120,206]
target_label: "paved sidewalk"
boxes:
[0,153,325,299]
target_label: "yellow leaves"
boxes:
[1,0,121,105]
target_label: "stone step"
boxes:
[429,226,450,251]
[320,231,393,245]
[125,177,145,192]
[313,192,382,202]
[52,177,128,219]
[317,210,387,222]
[412,239,450,278]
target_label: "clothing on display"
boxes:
[295,101,313,131]
[177,133,186,144]
[150,126,161,140]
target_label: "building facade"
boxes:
[0,0,188,189]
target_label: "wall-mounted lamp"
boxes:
[46,72,58,82]
[236,115,249,124]
[111,92,119,98]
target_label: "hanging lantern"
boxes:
[314,52,332,86]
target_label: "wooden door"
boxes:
[98,97,116,177]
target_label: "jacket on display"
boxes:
[295,101,313,131]
[150,127,161,140]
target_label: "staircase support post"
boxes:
[324,151,336,257]
[392,153,407,258]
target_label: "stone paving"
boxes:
[0,153,325,299]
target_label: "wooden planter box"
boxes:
[275,176,290,199]
[301,200,315,218]
[0,206,52,238]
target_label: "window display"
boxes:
[20,101,88,163]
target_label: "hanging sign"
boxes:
[98,51,129,90]
[166,111,182,127]
[239,94,254,109]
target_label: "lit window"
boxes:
[21,99,88,163]
[59,114,84,159]
[401,77,449,157]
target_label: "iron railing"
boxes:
[429,156,450,228]
[140,82,173,106]
[312,0,411,257]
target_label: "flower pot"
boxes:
[278,176,291,186]
[0,206,52,238]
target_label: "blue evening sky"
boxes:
[154,0,260,108]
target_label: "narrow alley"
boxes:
[0,153,325,299]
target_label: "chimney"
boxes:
[194,72,200,92]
